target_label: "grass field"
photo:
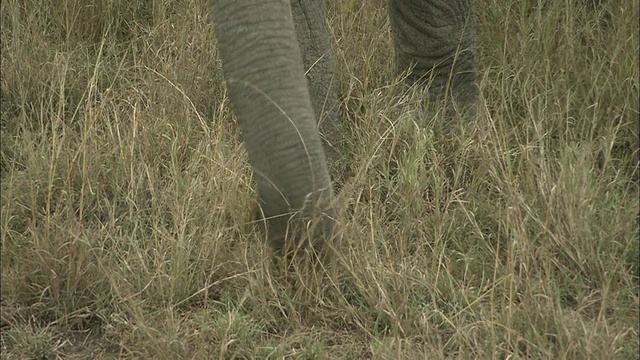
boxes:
[1,0,638,358]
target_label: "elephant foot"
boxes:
[393,81,478,135]
[429,89,478,134]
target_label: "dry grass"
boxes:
[1,0,638,358]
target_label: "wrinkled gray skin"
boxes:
[211,0,477,256]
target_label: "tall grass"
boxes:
[2,0,637,358]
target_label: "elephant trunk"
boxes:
[211,0,335,254]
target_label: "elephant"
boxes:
[210,0,477,258]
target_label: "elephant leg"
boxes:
[211,0,335,256]
[292,0,342,167]
[389,0,478,120]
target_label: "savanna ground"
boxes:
[1,0,638,358]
